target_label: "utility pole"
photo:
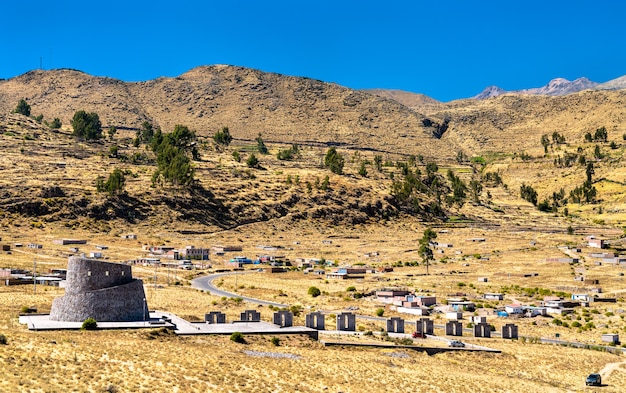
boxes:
[33,259,37,294]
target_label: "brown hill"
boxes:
[0,66,456,159]
[423,90,626,154]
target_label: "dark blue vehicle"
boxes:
[585,373,601,386]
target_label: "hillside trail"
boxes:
[599,358,626,378]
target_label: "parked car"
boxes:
[585,373,601,386]
[448,340,465,348]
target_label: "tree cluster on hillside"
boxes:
[277,144,299,160]
[585,126,608,143]
[14,99,30,117]
[96,169,126,197]
[446,170,467,207]
[72,110,102,140]
[324,147,345,174]
[151,124,197,188]
[213,126,232,147]
[520,184,538,206]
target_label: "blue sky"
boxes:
[1,0,624,101]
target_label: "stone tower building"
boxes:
[50,256,149,322]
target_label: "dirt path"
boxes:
[599,359,626,378]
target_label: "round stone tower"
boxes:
[50,256,149,322]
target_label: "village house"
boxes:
[484,293,504,301]
[448,299,476,312]
[180,246,210,260]
[586,236,605,249]
[326,267,365,280]
[505,304,524,314]
[376,289,411,304]
[572,294,591,302]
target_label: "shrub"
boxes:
[0,334,7,345]
[246,153,259,168]
[81,318,98,330]
[14,99,31,116]
[308,286,321,297]
[375,308,385,317]
[230,331,246,344]
[346,286,356,292]
[213,126,232,146]
[270,337,280,346]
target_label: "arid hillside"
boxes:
[423,90,626,154]
[0,66,456,159]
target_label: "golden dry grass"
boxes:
[0,326,624,392]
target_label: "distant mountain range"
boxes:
[473,74,626,99]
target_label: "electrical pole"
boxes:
[33,259,37,294]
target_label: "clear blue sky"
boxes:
[1,0,624,101]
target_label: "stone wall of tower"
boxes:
[50,256,148,322]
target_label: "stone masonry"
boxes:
[50,256,149,322]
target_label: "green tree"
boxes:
[71,110,102,140]
[151,126,196,188]
[418,228,437,275]
[109,145,119,158]
[256,133,268,154]
[447,169,467,207]
[594,145,603,159]
[14,99,30,116]
[246,153,259,168]
[308,286,321,297]
[358,162,367,177]
[320,175,330,190]
[213,126,232,146]
[324,147,344,174]
[137,121,154,143]
[520,184,538,206]
[425,162,438,181]
[456,150,469,164]
[49,118,62,129]
[108,126,117,140]
[97,169,125,196]
[540,134,550,153]
[469,180,482,204]
[374,155,383,172]
[594,126,608,142]
[375,308,385,317]
[586,162,594,183]
[232,151,241,162]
